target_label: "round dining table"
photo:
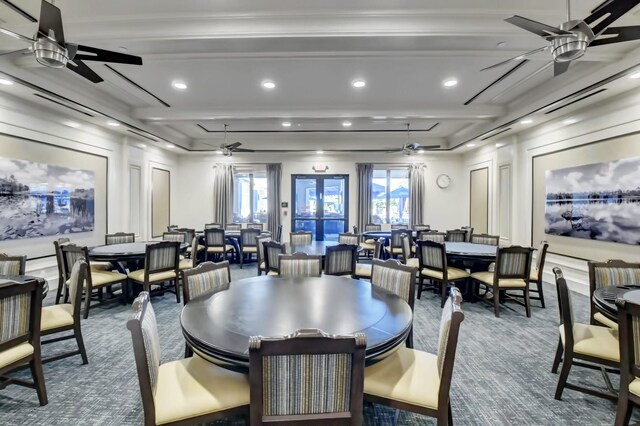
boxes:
[181,275,413,373]
[593,286,640,321]
[88,241,188,274]
[287,240,362,256]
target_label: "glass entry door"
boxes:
[292,174,349,241]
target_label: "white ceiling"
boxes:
[0,0,639,153]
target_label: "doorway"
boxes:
[291,174,349,241]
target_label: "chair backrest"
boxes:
[460,226,474,242]
[416,240,447,274]
[162,231,186,243]
[176,228,196,244]
[127,292,161,425]
[188,237,199,268]
[247,223,264,230]
[372,238,385,260]
[364,224,381,232]
[535,240,549,274]
[554,267,575,353]
[436,288,465,411]
[276,224,283,242]
[390,229,408,248]
[204,228,226,247]
[144,241,179,279]
[445,230,466,242]
[324,244,358,276]
[400,234,413,261]
[470,233,500,246]
[182,261,231,304]
[418,231,446,243]
[240,228,262,248]
[290,231,312,245]
[391,224,407,230]
[105,232,135,245]
[616,296,640,398]
[249,328,366,425]
[226,223,242,231]
[256,235,272,267]
[205,223,222,229]
[0,277,42,357]
[53,239,70,287]
[413,224,430,232]
[338,233,360,245]
[279,253,322,277]
[494,246,532,282]
[264,241,286,273]
[61,244,92,284]
[371,258,417,311]
[588,259,640,320]
[67,257,89,319]
[352,225,359,234]
[0,253,26,275]
[167,225,179,232]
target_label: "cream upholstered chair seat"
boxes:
[559,323,619,362]
[128,269,176,283]
[242,246,257,253]
[90,261,113,271]
[179,258,194,270]
[154,354,250,425]
[66,270,127,287]
[421,267,469,281]
[470,271,526,288]
[629,379,640,397]
[530,267,539,282]
[355,263,372,277]
[266,270,278,276]
[259,261,265,270]
[361,241,376,251]
[186,244,205,253]
[364,346,439,410]
[41,304,74,332]
[384,247,403,255]
[406,258,419,268]
[207,245,235,253]
[593,312,619,330]
[0,342,34,369]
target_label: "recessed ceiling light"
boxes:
[497,42,507,48]
[262,80,276,89]
[563,118,578,125]
[107,121,120,127]
[443,78,458,87]
[63,121,80,128]
[466,143,476,147]
[520,118,533,124]
[138,143,147,149]
[352,79,366,88]
[166,144,175,149]
[216,150,223,154]
[417,149,425,154]
[630,72,640,79]
[282,121,292,127]
[372,116,387,120]
[0,78,14,86]
[495,142,504,148]
[342,121,352,127]
[172,80,187,90]
[316,150,324,154]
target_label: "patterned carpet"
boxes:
[0,263,629,425]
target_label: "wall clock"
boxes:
[436,174,451,189]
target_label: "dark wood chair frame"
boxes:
[239,228,262,269]
[0,253,26,275]
[263,241,286,274]
[416,240,468,308]
[387,229,409,259]
[54,238,70,304]
[399,233,414,263]
[290,231,313,244]
[256,235,272,276]
[469,233,500,246]
[275,224,283,242]
[105,232,135,245]
[588,259,640,326]
[460,226,474,242]
[445,230,466,242]
[615,297,640,425]
[0,278,47,406]
[364,287,464,426]
[324,244,358,277]
[128,292,249,426]
[278,252,323,277]
[203,228,233,262]
[167,225,179,232]
[528,241,548,308]
[551,267,619,402]
[133,241,181,303]
[249,328,366,426]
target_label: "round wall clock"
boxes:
[436,174,452,189]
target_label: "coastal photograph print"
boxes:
[0,155,95,240]
[544,157,640,245]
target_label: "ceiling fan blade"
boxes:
[504,15,574,39]
[233,148,255,152]
[66,59,103,83]
[480,46,547,71]
[225,142,242,149]
[38,0,65,45]
[0,27,35,44]
[71,44,143,65]
[0,48,30,57]
[585,0,640,37]
[590,26,640,46]
[421,145,441,150]
[554,61,571,77]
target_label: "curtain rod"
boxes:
[356,162,426,166]
[213,162,281,166]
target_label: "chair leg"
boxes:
[554,355,573,400]
[537,280,546,308]
[55,280,64,305]
[493,289,500,318]
[174,278,180,303]
[417,276,424,299]
[524,288,531,318]
[552,339,563,374]
[441,282,447,308]
[74,324,89,365]
[30,355,48,406]
[615,396,633,426]
[184,343,193,358]
[448,401,453,426]
[83,286,91,319]
[406,326,414,349]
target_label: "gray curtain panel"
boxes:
[409,164,426,227]
[266,163,282,236]
[212,164,234,226]
[357,163,373,231]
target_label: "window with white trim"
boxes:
[371,168,409,224]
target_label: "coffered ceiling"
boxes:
[0,0,639,153]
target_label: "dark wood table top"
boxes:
[445,242,497,258]
[286,240,362,256]
[362,230,417,239]
[196,230,271,239]
[181,275,413,372]
[88,241,188,261]
[593,286,640,321]
[0,274,48,297]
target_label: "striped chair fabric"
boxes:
[176,228,196,244]
[279,254,322,277]
[498,251,529,276]
[593,266,640,289]
[391,225,408,230]
[371,261,414,303]
[247,223,264,230]
[140,299,161,393]
[364,224,381,232]
[162,232,186,243]
[0,257,24,275]
[437,295,454,375]
[290,232,312,245]
[148,244,178,272]
[390,230,408,246]
[226,223,242,231]
[470,234,499,246]
[68,259,85,312]
[205,229,226,246]
[0,291,30,344]
[185,266,230,300]
[413,224,430,231]
[204,223,222,229]
[256,236,272,271]
[105,233,135,245]
[264,242,286,273]
[324,245,357,276]
[241,229,262,247]
[419,232,446,243]
[63,248,84,279]
[338,233,360,245]
[419,243,444,270]
[400,234,412,259]
[445,230,466,242]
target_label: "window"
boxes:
[371,168,409,224]
[233,170,268,223]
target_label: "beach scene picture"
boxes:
[544,157,640,245]
[0,156,95,240]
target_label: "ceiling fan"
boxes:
[482,0,640,76]
[0,0,142,83]
[218,124,255,156]
[385,123,440,155]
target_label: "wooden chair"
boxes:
[0,253,25,275]
[162,231,186,243]
[256,235,272,276]
[226,223,242,231]
[0,277,47,406]
[239,228,262,268]
[461,226,474,242]
[385,229,408,258]
[445,230,466,242]
[127,292,249,425]
[470,246,533,318]
[178,237,199,271]
[551,267,619,401]
[53,238,70,304]
[204,228,235,262]
[105,232,135,245]
[247,223,264,230]
[128,241,181,303]
[249,328,366,425]
[364,288,464,426]
[391,224,408,230]
[290,231,312,245]
[413,224,431,232]
[167,225,179,232]
[416,240,470,307]
[176,228,198,257]
[338,232,360,245]
[529,241,549,308]
[205,223,222,229]
[588,259,640,330]
[400,234,418,268]
[324,244,358,277]
[279,253,322,277]
[354,238,385,280]
[470,233,500,246]
[61,244,128,318]
[418,231,446,243]
[614,296,640,425]
[275,224,283,242]
[361,224,381,258]
[263,241,286,275]
[41,257,88,365]
[364,224,381,232]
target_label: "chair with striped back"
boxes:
[205,223,222,229]
[461,226,474,242]
[290,231,312,245]
[53,238,70,304]
[127,292,250,426]
[445,230,466,242]
[364,224,381,232]
[263,241,286,275]
[588,259,640,330]
[364,288,465,426]
[204,228,235,262]
[385,229,408,258]
[162,231,186,243]
[416,240,470,307]
[615,296,640,425]
[361,224,381,258]
[354,238,385,280]
[338,233,360,245]
[470,233,500,246]
[239,228,262,268]
[249,328,366,425]
[0,277,47,406]
[418,231,446,243]
[178,237,199,271]
[324,244,358,278]
[279,253,322,278]
[371,259,417,348]
[128,241,181,303]
[41,257,88,365]
[400,234,418,268]
[256,235,272,276]
[529,241,549,308]
[226,223,242,231]
[247,223,264,230]
[105,232,135,245]
[62,244,128,318]
[275,224,283,242]
[176,228,199,258]
[413,224,431,232]
[470,246,533,318]
[0,253,26,275]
